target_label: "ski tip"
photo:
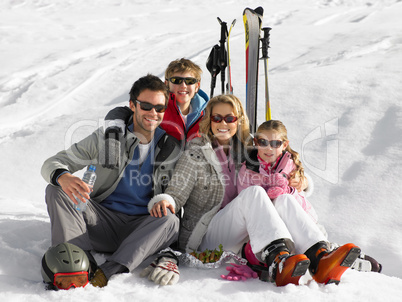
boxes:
[255,6,264,15]
[243,6,264,17]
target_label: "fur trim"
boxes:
[148,193,176,213]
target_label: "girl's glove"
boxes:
[221,263,258,281]
[270,173,288,187]
[266,173,292,199]
[140,252,180,286]
[267,186,285,199]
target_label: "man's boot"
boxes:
[305,241,361,285]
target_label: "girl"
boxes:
[237,120,318,222]
[149,94,360,287]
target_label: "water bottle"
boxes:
[74,165,97,211]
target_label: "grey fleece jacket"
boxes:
[148,137,226,253]
[42,126,182,203]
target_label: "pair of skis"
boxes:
[206,18,236,98]
[243,6,272,133]
[207,7,272,133]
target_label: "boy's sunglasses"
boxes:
[211,114,238,123]
[135,100,167,113]
[168,77,199,85]
[255,138,283,148]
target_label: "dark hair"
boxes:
[129,74,169,105]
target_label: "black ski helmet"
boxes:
[41,242,91,286]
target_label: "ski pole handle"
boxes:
[261,27,271,59]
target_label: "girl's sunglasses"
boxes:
[255,138,283,148]
[136,100,167,113]
[211,114,238,123]
[168,77,199,85]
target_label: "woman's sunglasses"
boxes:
[255,138,283,148]
[135,100,167,113]
[211,114,238,123]
[168,77,199,85]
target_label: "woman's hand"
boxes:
[289,172,308,192]
[150,200,175,218]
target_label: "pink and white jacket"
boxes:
[237,150,318,222]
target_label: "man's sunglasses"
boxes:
[211,114,238,123]
[255,138,283,148]
[168,77,199,85]
[135,100,167,113]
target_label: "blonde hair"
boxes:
[199,94,251,146]
[165,58,202,82]
[257,120,304,178]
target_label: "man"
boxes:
[41,74,182,288]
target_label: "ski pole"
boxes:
[261,27,272,121]
[206,44,221,98]
[226,19,236,94]
[217,17,228,95]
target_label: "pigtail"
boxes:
[286,146,304,179]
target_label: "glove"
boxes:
[270,173,288,187]
[263,172,288,187]
[140,253,179,286]
[221,263,258,281]
[98,126,122,169]
[266,173,290,199]
[267,186,285,199]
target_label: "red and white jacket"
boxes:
[161,90,208,142]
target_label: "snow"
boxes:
[1,0,402,301]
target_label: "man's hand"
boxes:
[58,173,90,204]
[150,200,175,218]
[140,253,179,286]
[289,172,308,192]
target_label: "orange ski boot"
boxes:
[261,239,310,286]
[306,241,361,285]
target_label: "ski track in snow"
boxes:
[0,29,215,144]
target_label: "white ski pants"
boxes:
[199,186,327,256]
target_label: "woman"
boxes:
[149,94,360,286]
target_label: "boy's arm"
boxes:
[104,106,132,125]
[100,106,132,169]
